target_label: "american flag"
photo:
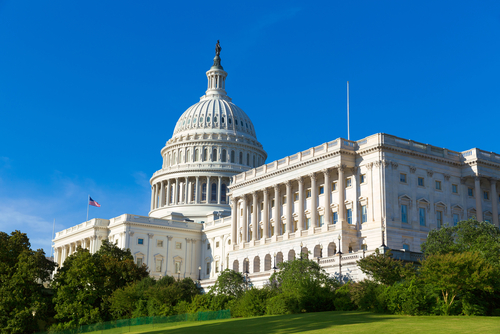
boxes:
[89,197,101,207]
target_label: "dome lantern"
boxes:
[202,40,229,101]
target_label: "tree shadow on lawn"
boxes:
[141,311,398,334]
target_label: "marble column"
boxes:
[218,176,222,204]
[252,192,258,241]
[310,173,317,228]
[159,181,165,208]
[297,177,304,231]
[241,196,248,243]
[273,184,280,236]
[195,176,200,204]
[323,169,331,225]
[286,180,293,233]
[231,198,238,248]
[262,189,269,239]
[338,166,346,223]
[166,179,171,205]
[491,178,498,226]
[150,184,155,210]
[174,178,179,205]
[475,176,483,222]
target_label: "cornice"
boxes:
[230,149,352,190]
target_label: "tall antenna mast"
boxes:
[347,81,350,140]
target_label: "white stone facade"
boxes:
[53,48,500,288]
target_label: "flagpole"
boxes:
[347,81,350,141]
[86,195,89,223]
[51,218,55,258]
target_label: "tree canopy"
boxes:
[357,249,416,285]
[421,219,500,266]
[51,240,148,329]
[0,231,56,334]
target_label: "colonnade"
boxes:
[231,166,355,247]
[472,175,499,224]
[151,176,230,210]
[54,235,102,267]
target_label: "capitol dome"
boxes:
[149,42,267,221]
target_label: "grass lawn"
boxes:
[119,311,500,334]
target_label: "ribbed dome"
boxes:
[173,99,257,138]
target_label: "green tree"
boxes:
[268,257,337,313]
[209,269,246,299]
[357,249,416,285]
[420,251,496,315]
[0,231,56,334]
[51,240,148,329]
[421,219,500,266]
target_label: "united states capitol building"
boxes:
[52,44,500,287]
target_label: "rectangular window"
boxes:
[403,244,410,251]
[361,205,367,223]
[453,214,460,225]
[486,219,492,224]
[137,258,143,267]
[157,240,163,247]
[155,259,162,272]
[215,260,220,273]
[306,218,311,229]
[261,203,264,210]
[360,174,366,184]
[282,196,286,204]
[484,191,489,200]
[294,192,299,201]
[435,180,441,190]
[176,242,182,249]
[319,186,324,195]
[400,173,407,183]
[207,243,210,250]
[468,188,474,197]
[333,212,338,224]
[138,238,144,245]
[346,178,352,187]
[319,215,324,227]
[401,205,408,223]
[347,209,352,224]
[452,184,458,193]
[332,182,337,191]
[216,241,220,248]
[418,177,425,187]
[419,208,426,226]
[436,211,442,228]
[271,199,275,207]
[206,263,210,275]
[306,189,311,198]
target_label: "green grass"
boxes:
[115,311,500,334]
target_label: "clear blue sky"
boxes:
[1,1,499,254]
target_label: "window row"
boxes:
[165,148,262,167]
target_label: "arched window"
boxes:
[247,153,250,166]
[288,249,296,261]
[253,256,260,273]
[212,148,217,161]
[201,183,207,202]
[186,149,190,163]
[195,149,199,162]
[231,151,235,163]
[173,152,176,165]
[264,254,272,271]
[203,148,208,162]
[239,152,243,164]
[221,149,227,162]
[211,183,217,202]
[221,184,227,203]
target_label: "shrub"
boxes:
[230,287,276,317]
[384,278,439,315]
[266,294,299,315]
[333,283,356,311]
